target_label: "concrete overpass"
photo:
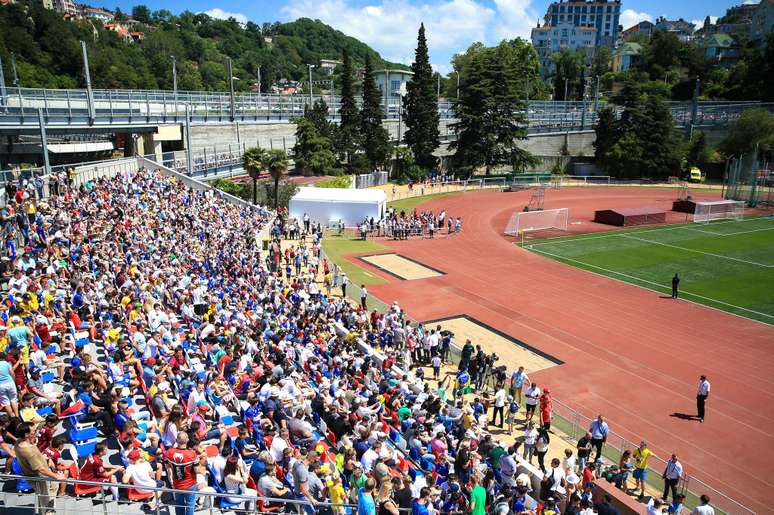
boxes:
[0,86,771,176]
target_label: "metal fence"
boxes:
[354,171,389,189]
[4,86,769,131]
[547,398,754,515]
[0,472,357,515]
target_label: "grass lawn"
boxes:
[523,216,774,324]
[388,192,458,213]
[320,232,389,287]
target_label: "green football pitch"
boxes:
[523,216,774,324]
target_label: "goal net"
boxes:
[693,200,745,223]
[504,208,569,235]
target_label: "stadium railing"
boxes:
[0,472,366,515]
[415,335,755,515]
[545,399,755,515]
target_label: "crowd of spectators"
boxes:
[0,167,710,515]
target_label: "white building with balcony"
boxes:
[531,22,596,77]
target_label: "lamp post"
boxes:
[171,55,177,115]
[10,52,19,87]
[307,64,314,105]
[0,54,7,113]
[256,66,261,95]
[80,41,95,124]
[227,57,236,121]
[564,78,569,102]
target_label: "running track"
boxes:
[352,187,774,514]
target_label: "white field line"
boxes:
[527,247,774,321]
[685,225,774,238]
[528,216,771,246]
[619,234,773,268]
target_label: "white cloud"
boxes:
[282,0,538,65]
[743,0,758,4]
[201,8,249,25]
[492,0,539,40]
[619,9,653,30]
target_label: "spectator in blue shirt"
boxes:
[357,477,376,515]
[589,415,609,462]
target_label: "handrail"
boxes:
[0,472,359,510]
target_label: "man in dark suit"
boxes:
[671,273,680,298]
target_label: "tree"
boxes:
[304,99,334,141]
[451,40,539,177]
[686,131,711,169]
[264,149,289,208]
[590,47,611,78]
[131,5,152,24]
[403,23,440,172]
[594,81,683,179]
[592,107,617,173]
[360,55,391,170]
[719,108,774,157]
[335,49,361,171]
[243,147,266,205]
[552,48,585,100]
[293,118,337,175]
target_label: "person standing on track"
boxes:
[360,285,368,310]
[671,273,680,298]
[589,414,609,462]
[696,375,711,423]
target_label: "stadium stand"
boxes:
[0,166,683,515]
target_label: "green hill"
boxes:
[0,4,406,91]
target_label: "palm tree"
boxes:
[263,149,289,208]
[243,147,266,205]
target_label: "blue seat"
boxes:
[208,465,242,509]
[70,426,98,443]
[75,440,97,458]
[42,372,56,383]
[12,459,33,492]
[37,406,53,416]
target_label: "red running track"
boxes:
[352,187,774,514]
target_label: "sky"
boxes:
[113,0,756,73]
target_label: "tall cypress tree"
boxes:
[336,49,361,170]
[404,23,440,173]
[451,40,538,176]
[360,55,391,170]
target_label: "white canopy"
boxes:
[289,187,387,227]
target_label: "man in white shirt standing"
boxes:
[524,383,541,424]
[661,453,684,502]
[697,375,711,423]
[691,495,715,515]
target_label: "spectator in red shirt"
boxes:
[168,347,189,377]
[164,432,200,515]
[36,414,58,452]
[43,435,69,496]
[581,461,596,489]
[80,442,124,499]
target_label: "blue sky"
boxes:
[113,0,752,71]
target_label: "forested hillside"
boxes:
[0,3,405,91]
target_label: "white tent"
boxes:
[288,187,387,227]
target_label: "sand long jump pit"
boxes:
[424,315,562,373]
[359,253,445,281]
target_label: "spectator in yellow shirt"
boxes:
[632,440,654,499]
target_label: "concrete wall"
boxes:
[189,118,457,153]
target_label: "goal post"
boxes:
[693,200,745,223]
[504,208,569,235]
